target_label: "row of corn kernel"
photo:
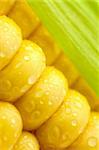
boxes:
[0,15,42,150]
[0,15,99,150]
[6,0,61,66]
[6,0,99,110]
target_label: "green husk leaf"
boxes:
[27,0,99,96]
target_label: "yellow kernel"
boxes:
[67,112,99,150]
[0,102,22,149]
[15,67,68,130]
[36,90,90,149]
[0,15,22,71]
[0,40,46,102]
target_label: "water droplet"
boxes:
[76,102,82,108]
[48,126,60,143]
[20,85,29,93]
[28,76,35,85]
[24,100,35,113]
[79,127,84,134]
[62,134,68,141]
[88,137,97,147]
[44,79,48,83]
[48,101,53,106]
[3,80,12,90]
[40,100,44,105]
[0,52,5,58]
[24,56,30,61]
[35,91,43,97]
[73,112,77,117]
[66,108,71,114]
[33,111,40,118]
[71,120,77,127]
[11,119,16,124]
[52,126,60,138]
[46,91,49,95]
[15,62,22,68]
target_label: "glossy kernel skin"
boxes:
[15,67,68,130]
[36,90,90,149]
[0,0,15,15]
[13,132,39,150]
[0,15,22,71]
[0,40,46,102]
[67,112,99,150]
[0,102,22,150]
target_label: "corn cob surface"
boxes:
[0,1,99,150]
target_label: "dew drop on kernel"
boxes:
[73,112,77,117]
[0,52,5,58]
[24,101,35,113]
[24,56,30,61]
[48,101,53,106]
[66,108,71,114]
[48,126,60,143]
[88,137,97,147]
[20,85,29,93]
[76,102,82,108]
[28,76,35,85]
[15,62,22,68]
[71,120,77,127]
[33,111,40,118]
[40,100,44,105]
[12,119,16,124]
[3,80,12,90]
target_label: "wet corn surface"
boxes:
[0,1,99,150]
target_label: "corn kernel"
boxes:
[0,15,22,71]
[36,90,90,149]
[0,40,46,102]
[15,67,68,130]
[0,102,22,150]
[67,112,99,150]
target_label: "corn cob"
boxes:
[0,2,99,150]
[8,0,99,109]
[13,132,39,150]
